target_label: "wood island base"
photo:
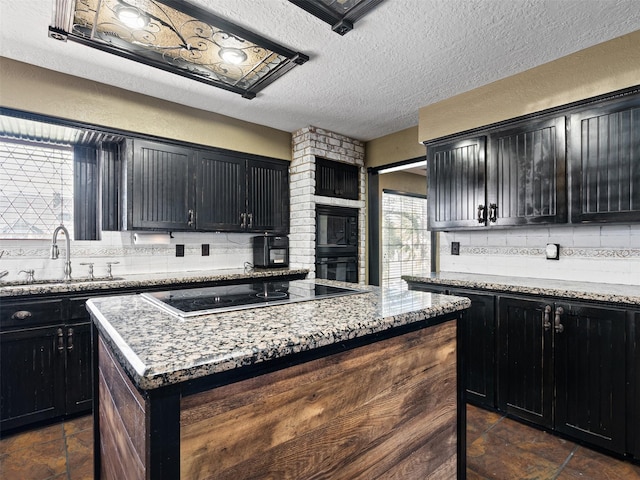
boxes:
[94,313,463,479]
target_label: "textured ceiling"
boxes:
[1,0,639,141]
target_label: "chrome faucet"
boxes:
[51,224,72,281]
[19,269,35,284]
[0,250,8,280]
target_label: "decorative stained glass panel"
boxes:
[0,140,74,239]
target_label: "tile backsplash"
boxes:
[440,224,640,286]
[0,231,255,283]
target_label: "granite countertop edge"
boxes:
[88,285,471,391]
[402,273,640,306]
[0,268,309,297]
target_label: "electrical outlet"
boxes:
[451,242,460,255]
[545,243,560,260]
[176,244,185,257]
[201,244,210,256]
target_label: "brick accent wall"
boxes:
[290,127,366,282]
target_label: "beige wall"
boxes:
[379,171,426,196]
[365,126,425,168]
[0,57,292,160]
[419,29,640,142]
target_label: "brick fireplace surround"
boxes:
[289,127,366,282]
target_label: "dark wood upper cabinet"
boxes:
[130,140,195,230]
[315,157,359,200]
[569,94,640,223]
[196,151,245,231]
[128,139,289,233]
[247,159,289,233]
[427,136,487,230]
[426,87,639,230]
[487,116,567,226]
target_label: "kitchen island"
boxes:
[87,280,471,480]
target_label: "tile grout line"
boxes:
[551,444,580,480]
[63,420,71,480]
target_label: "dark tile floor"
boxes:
[466,404,640,480]
[0,415,93,480]
[1,405,639,479]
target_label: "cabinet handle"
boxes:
[554,306,565,333]
[240,213,247,229]
[57,328,64,353]
[247,213,253,229]
[187,209,194,226]
[477,204,486,223]
[489,203,498,223]
[543,305,552,331]
[11,310,32,320]
[67,328,74,352]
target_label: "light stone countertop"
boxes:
[87,280,471,390]
[403,272,640,307]
[0,268,308,297]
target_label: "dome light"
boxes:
[219,48,247,65]
[116,6,147,29]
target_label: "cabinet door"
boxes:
[497,297,553,428]
[427,137,486,230]
[131,140,194,230]
[631,311,640,459]
[405,283,496,408]
[451,289,496,408]
[488,116,567,226]
[555,303,627,454]
[64,322,93,415]
[247,159,289,233]
[196,151,245,231]
[315,158,359,200]
[0,326,66,430]
[570,94,640,223]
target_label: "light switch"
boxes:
[545,243,560,260]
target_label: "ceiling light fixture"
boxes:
[289,0,385,35]
[49,0,309,99]
[219,48,248,65]
[114,5,148,29]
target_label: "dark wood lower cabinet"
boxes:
[0,325,66,430]
[554,303,626,453]
[405,282,496,409]
[406,281,636,458]
[65,322,94,415]
[498,296,627,454]
[0,322,92,433]
[497,297,553,428]
[449,289,495,408]
[631,310,640,459]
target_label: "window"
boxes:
[0,140,75,239]
[381,191,430,290]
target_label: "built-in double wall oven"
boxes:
[315,205,358,283]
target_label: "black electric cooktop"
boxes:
[140,279,365,318]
